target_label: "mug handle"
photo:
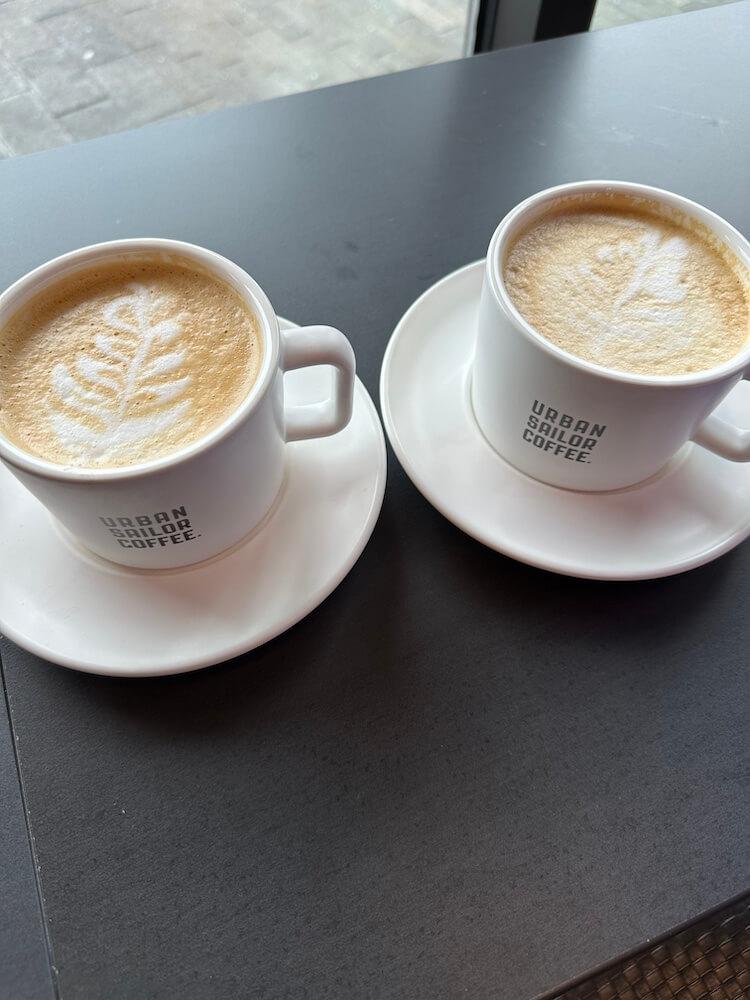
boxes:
[692,372,750,460]
[279,325,356,442]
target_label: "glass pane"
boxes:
[0,0,471,157]
[591,0,739,30]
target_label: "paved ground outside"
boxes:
[591,0,736,29]
[0,0,736,158]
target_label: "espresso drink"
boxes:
[0,255,263,468]
[503,193,750,376]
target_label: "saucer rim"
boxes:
[379,260,750,581]
[0,319,387,676]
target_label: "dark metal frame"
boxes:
[474,0,596,51]
[473,0,500,52]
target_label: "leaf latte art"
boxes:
[503,193,750,377]
[49,284,192,462]
[0,257,263,468]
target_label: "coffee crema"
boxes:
[502,192,750,376]
[0,255,263,468]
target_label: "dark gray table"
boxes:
[1,5,749,999]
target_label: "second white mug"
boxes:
[472,180,750,491]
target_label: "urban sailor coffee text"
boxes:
[100,506,198,549]
[522,399,606,463]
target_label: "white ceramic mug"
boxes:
[472,181,750,491]
[0,239,356,568]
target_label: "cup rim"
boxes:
[487,179,750,388]
[0,238,279,483]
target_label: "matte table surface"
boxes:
[1,5,749,999]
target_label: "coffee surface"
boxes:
[503,193,750,376]
[0,255,263,468]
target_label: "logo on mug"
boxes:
[100,506,199,551]
[522,399,607,464]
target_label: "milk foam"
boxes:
[503,195,750,376]
[49,284,192,463]
[0,257,263,468]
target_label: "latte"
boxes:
[503,193,750,376]
[0,255,263,468]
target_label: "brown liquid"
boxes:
[503,193,750,376]
[0,255,263,468]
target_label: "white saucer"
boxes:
[380,261,750,580]
[0,319,386,676]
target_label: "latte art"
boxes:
[0,256,263,468]
[50,283,193,462]
[579,224,692,362]
[503,194,750,376]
